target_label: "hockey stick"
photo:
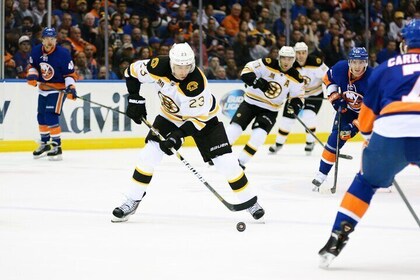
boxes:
[293,113,353,160]
[140,117,257,212]
[393,179,420,228]
[331,109,342,194]
[76,96,257,211]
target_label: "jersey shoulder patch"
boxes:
[262,57,281,71]
[178,68,205,97]
[305,55,323,66]
[286,67,304,83]
[146,56,172,78]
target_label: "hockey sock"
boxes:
[39,125,50,143]
[301,110,317,143]
[225,122,243,145]
[332,172,375,232]
[238,128,267,165]
[274,117,295,144]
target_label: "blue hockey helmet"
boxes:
[348,47,368,61]
[401,19,420,49]
[42,27,57,38]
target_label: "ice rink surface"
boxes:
[1,142,419,280]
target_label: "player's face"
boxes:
[172,64,192,80]
[295,50,308,66]
[349,59,367,78]
[279,56,295,71]
[42,37,57,52]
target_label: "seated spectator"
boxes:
[14,35,32,79]
[377,40,399,64]
[97,65,119,80]
[74,51,93,80]
[205,56,220,80]
[4,51,17,78]
[80,13,98,45]
[225,58,239,80]
[158,44,170,56]
[72,0,89,26]
[388,11,407,42]
[123,13,141,35]
[32,0,47,25]
[222,3,242,37]
[215,66,228,80]
[67,26,97,53]
[247,35,269,60]
[322,35,345,67]
[84,44,98,79]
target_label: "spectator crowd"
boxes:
[3,0,420,80]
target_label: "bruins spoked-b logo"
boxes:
[151,58,159,68]
[186,81,198,91]
[158,91,179,113]
[265,81,282,99]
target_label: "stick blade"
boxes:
[224,196,258,212]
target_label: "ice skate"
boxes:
[111,197,141,223]
[47,142,63,161]
[238,159,246,170]
[247,202,265,220]
[304,142,315,155]
[319,222,354,268]
[33,142,51,159]
[312,172,327,192]
[268,143,283,154]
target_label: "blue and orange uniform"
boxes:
[318,20,420,268]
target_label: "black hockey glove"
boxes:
[253,78,270,92]
[159,129,184,155]
[287,98,304,115]
[126,95,147,124]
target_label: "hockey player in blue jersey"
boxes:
[318,19,420,268]
[27,27,78,161]
[312,47,373,192]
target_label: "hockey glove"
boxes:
[253,78,270,92]
[64,85,77,100]
[27,68,39,87]
[126,95,147,124]
[159,129,184,155]
[328,92,347,113]
[339,122,359,140]
[287,98,304,115]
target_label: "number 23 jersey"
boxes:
[126,56,219,131]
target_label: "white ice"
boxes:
[1,142,419,280]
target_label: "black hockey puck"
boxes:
[236,222,246,232]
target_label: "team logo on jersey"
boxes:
[158,91,180,113]
[343,84,363,111]
[186,81,198,91]
[39,62,54,81]
[302,75,311,86]
[220,89,244,119]
[316,58,321,64]
[265,81,282,99]
[265,58,272,64]
[151,58,159,68]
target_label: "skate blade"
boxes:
[305,151,312,156]
[319,252,335,269]
[111,216,129,223]
[33,154,48,159]
[48,155,63,161]
[312,186,319,192]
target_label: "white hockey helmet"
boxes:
[294,42,308,52]
[278,46,296,68]
[169,43,196,74]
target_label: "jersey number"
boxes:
[402,64,420,102]
[189,96,204,108]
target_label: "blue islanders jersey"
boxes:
[359,51,420,138]
[323,60,373,115]
[28,44,77,91]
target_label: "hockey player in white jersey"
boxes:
[269,42,329,155]
[111,43,264,222]
[225,46,305,169]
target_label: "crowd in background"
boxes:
[3,0,420,80]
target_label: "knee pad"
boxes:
[252,115,275,133]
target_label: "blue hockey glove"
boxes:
[329,92,347,113]
[126,95,147,124]
[159,129,184,155]
[339,123,359,140]
[64,85,77,100]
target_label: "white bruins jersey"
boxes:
[294,55,329,97]
[241,57,305,111]
[126,56,219,131]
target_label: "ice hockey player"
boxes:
[269,42,329,155]
[225,46,305,169]
[111,43,264,222]
[318,19,420,268]
[312,47,373,192]
[27,27,78,161]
